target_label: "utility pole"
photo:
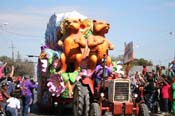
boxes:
[9,41,15,62]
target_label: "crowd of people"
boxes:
[0,62,37,116]
[130,60,175,115]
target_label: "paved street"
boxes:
[28,103,72,116]
[28,103,173,116]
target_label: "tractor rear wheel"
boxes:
[73,82,90,116]
[90,103,100,116]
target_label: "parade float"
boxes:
[37,11,150,116]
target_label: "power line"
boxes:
[5,30,43,38]
[0,22,43,38]
[1,29,43,38]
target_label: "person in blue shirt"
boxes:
[7,77,15,96]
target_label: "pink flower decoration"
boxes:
[47,74,65,97]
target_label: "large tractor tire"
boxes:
[139,103,150,116]
[73,82,90,116]
[90,103,100,116]
[84,87,90,116]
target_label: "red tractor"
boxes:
[73,57,150,116]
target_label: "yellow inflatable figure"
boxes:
[59,18,86,71]
[87,20,114,70]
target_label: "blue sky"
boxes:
[0,0,175,66]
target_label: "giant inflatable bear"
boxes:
[87,20,114,70]
[61,18,86,71]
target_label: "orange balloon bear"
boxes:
[87,20,114,70]
[60,18,86,71]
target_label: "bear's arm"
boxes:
[88,36,104,48]
[74,36,86,48]
[107,39,114,50]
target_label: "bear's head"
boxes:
[93,20,110,36]
[64,18,81,33]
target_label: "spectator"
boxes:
[13,81,22,99]
[144,81,157,112]
[7,77,15,96]
[170,60,175,73]
[172,77,175,115]
[167,68,175,82]
[29,79,35,105]
[6,92,20,116]
[0,80,10,113]
[161,66,167,77]
[156,65,161,78]
[0,62,7,79]
[0,88,4,114]
[161,76,171,115]
[20,76,37,116]
[28,79,36,113]
[5,65,15,96]
[135,72,145,86]
[169,82,173,113]
[142,65,147,76]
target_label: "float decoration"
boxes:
[87,20,114,70]
[47,74,65,97]
[61,71,79,83]
[38,11,114,99]
[45,11,87,50]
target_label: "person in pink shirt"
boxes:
[0,62,7,78]
[161,76,171,115]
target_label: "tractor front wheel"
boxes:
[73,82,89,116]
[90,103,100,116]
[138,103,150,116]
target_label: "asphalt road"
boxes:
[29,103,72,116]
[28,103,170,116]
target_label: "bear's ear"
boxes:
[93,20,97,23]
[107,23,110,28]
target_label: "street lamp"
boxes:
[0,22,8,30]
[27,55,39,58]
